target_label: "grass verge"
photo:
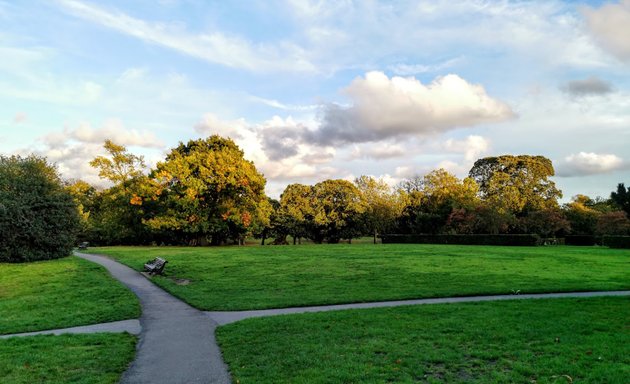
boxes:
[0,256,140,335]
[0,333,136,384]
[94,244,629,310]
[216,296,630,383]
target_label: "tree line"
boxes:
[3,134,629,259]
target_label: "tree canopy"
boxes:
[469,155,562,215]
[0,156,80,262]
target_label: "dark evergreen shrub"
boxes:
[0,156,80,262]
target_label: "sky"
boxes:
[1,0,629,200]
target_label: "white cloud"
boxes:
[388,57,462,76]
[56,0,316,72]
[313,71,513,145]
[442,135,490,162]
[349,143,406,160]
[558,152,624,177]
[13,112,27,124]
[583,0,630,62]
[47,120,164,148]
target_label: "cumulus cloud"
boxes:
[561,76,614,97]
[312,71,513,145]
[583,0,630,62]
[557,152,624,176]
[442,135,490,162]
[43,120,164,149]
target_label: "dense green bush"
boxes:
[0,156,80,262]
[602,236,630,249]
[564,235,599,246]
[381,234,541,246]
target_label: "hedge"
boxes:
[564,235,600,246]
[602,236,630,249]
[381,234,542,246]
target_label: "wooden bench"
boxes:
[144,257,168,275]
[78,242,89,250]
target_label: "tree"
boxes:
[354,176,405,243]
[596,211,630,235]
[0,155,80,262]
[563,195,601,235]
[469,155,562,215]
[143,135,271,245]
[397,169,479,234]
[279,183,315,245]
[65,179,97,241]
[610,183,630,216]
[311,179,367,243]
[89,140,146,190]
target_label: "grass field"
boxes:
[0,333,136,384]
[0,256,140,335]
[216,296,630,383]
[94,244,630,310]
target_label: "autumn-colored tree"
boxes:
[397,169,479,234]
[143,135,271,245]
[354,175,405,243]
[89,140,146,190]
[595,211,630,235]
[469,155,562,215]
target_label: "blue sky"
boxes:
[1,0,629,199]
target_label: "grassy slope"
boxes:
[0,333,136,384]
[0,256,140,335]
[94,244,629,310]
[217,296,630,384]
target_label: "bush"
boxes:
[602,236,630,249]
[381,234,541,246]
[564,235,600,246]
[0,156,80,262]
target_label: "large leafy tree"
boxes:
[310,179,367,243]
[0,156,80,262]
[469,155,562,215]
[397,169,479,234]
[354,175,405,243]
[144,135,271,245]
[89,141,152,245]
[278,183,315,244]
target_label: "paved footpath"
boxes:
[75,252,231,384]
[15,252,620,384]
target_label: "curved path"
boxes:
[75,252,231,384]
[70,251,630,384]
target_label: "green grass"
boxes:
[0,256,140,335]
[216,296,630,383]
[0,333,136,384]
[93,244,629,311]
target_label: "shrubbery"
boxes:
[564,235,599,246]
[602,236,630,249]
[381,234,541,246]
[0,156,80,262]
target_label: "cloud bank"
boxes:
[312,71,513,145]
[557,152,624,176]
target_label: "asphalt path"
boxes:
[75,252,231,384]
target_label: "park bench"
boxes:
[144,257,168,275]
[78,242,89,250]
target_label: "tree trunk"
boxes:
[374,230,377,244]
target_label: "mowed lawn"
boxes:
[0,256,140,383]
[0,256,140,334]
[0,333,136,384]
[94,244,630,310]
[216,296,630,383]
